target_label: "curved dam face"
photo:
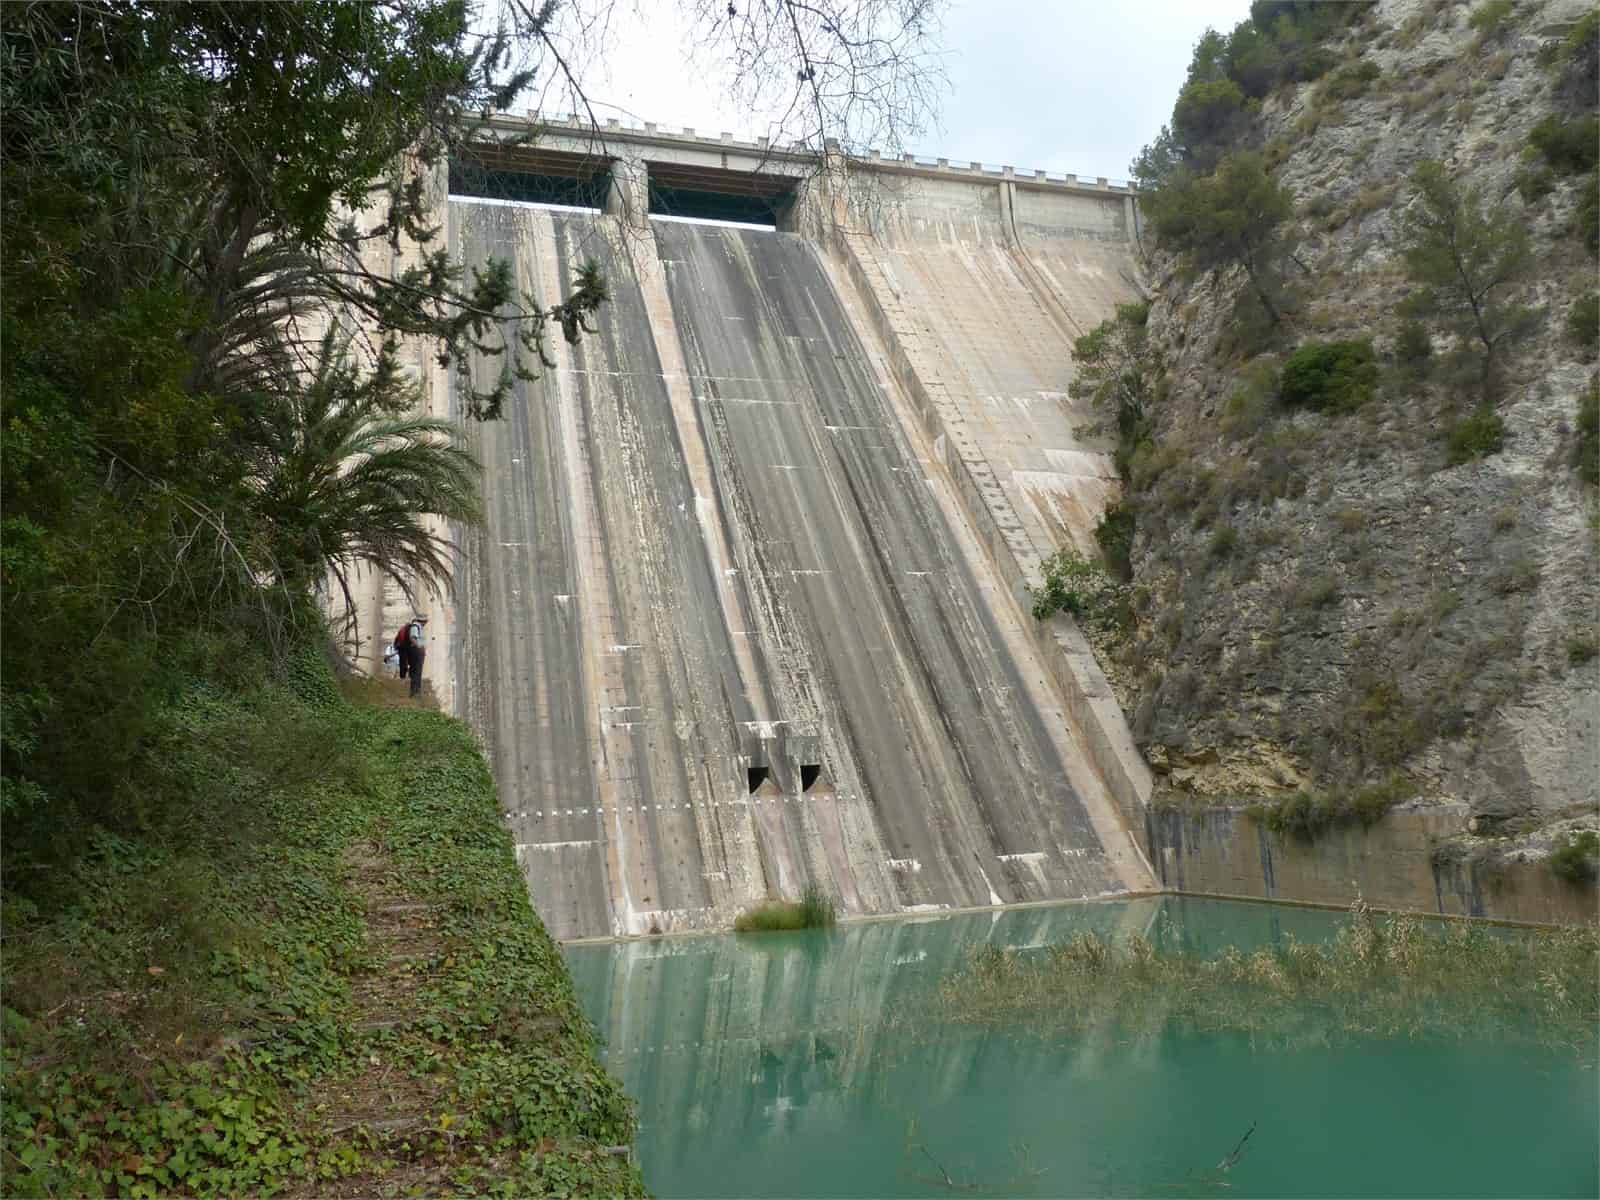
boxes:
[450,163,1149,939]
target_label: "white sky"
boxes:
[533,0,1253,184]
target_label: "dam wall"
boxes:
[809,157,1156,852]
[430,116,1160,939]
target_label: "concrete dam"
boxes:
[431,117,1157,939]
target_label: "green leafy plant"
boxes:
[1280,339,1379,412]
[1,640,648,1197]
[1209,525,1239,558]
[1514,161,1556,203]
[1576,379,1599,485]
[1321,60,1381,102]
[1030,548,1116,623]
[1567,293,1599,355]
[1527,114,1600,175]
[1468,0,1516,39]
[1143,152,1296,325]
[1247,776,1412,840]
[1094,503,1137,582]
[1445,407,1507,465]
[1069,302,1163,482]
[1566,634,1599,665]
[1549,831,1600,883]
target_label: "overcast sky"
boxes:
[539,0,1252,184]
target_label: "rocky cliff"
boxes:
[1099,0,1598,873]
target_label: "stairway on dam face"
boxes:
[452,197,1150,940]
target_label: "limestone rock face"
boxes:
[1119,0,1598,829]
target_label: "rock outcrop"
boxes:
[1106,0,1597,866]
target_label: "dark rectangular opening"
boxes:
[800,764,822,792]
[747,766,770,793]
[450,144,611,211]
[646,160,799,228]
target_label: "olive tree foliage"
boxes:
[1397,160,1540,391]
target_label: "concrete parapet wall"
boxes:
[1147,803,1596,926]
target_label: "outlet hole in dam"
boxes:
[746,766,769,793]
[800,764,822,792]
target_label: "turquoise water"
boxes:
[564,898,1598,1198]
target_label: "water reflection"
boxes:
[564,898,1596,1199]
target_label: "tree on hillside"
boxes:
[1397,161,1540,391]
[1069,301,1164,481]
[1172,78,1249,171]
[1143,151,1295,325]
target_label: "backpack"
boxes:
[394,624,411,652]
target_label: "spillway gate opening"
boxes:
[450,144,611,210]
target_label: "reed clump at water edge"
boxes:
[733,885,837,932]
[936,900,1599,1049]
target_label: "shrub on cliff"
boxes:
[1445,407,1507,465]
[1567,293,1599,355]
[1575,378,1599,485]
[1580,169,1599,255]
[1549,831,1599,883]
[1527,114,1600,175]
[1280,339,1378,412]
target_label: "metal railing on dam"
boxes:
[426,117,1157,938]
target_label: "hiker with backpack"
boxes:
[393,615,429,697]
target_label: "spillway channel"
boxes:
[453,201,1145,939]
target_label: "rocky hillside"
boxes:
[1091,0,1598,858]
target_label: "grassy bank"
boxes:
[937,901,1598,1050]
[1,643,644,1198]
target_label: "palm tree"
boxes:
[244,327,482,621]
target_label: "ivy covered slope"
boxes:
[1,640,645,1199]
[1072,1,1598,860]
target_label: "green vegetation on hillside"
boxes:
[1,640,645,1197]
[0,9,642,1189]
[1091,0,1600,818]
[1243,775,1410,840]
[1028,547,1127,631]
[1278,339,1378,412]
[1577,379,1599,485]
[938,900,1599,1048]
